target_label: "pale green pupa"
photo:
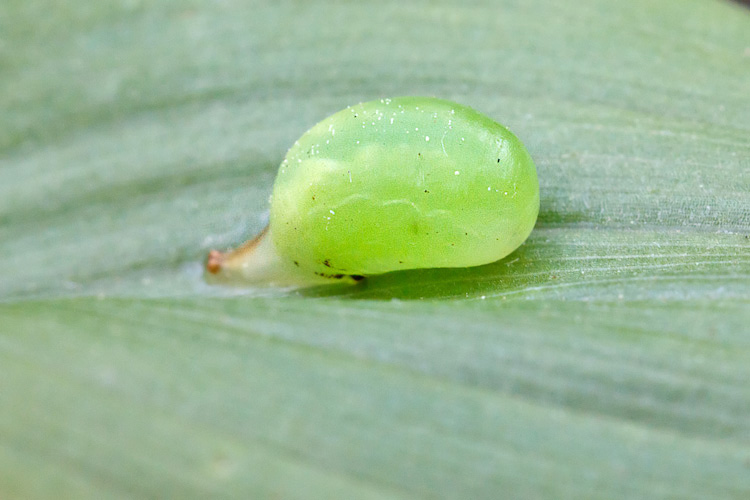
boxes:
[207,97,539,285]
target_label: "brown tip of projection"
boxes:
[206,250,224,274]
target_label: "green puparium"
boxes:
[208,97,539,286]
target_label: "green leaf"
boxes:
[1,0,749,498]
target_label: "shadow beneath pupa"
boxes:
[297,241,551,301]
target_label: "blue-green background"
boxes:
[1,0,749,498]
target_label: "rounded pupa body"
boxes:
[268,96,539,278]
